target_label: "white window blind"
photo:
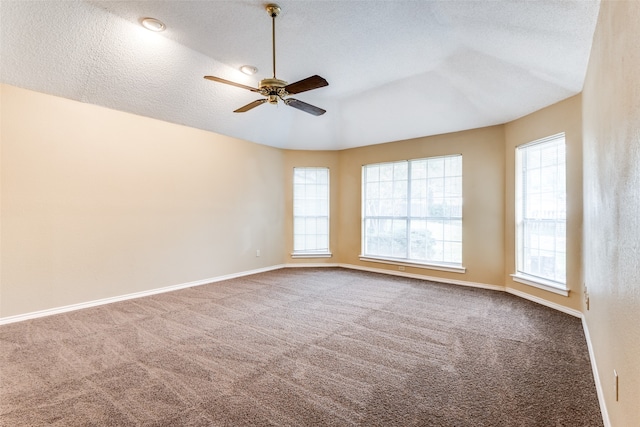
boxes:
[516,134,567,287]
[362,155,462,267]
[293,167,330,255]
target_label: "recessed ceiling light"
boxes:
[240,65,259,75]
[140,17,166,32]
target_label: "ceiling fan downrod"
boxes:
[266,4,281,79]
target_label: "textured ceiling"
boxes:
[0,0,601,150]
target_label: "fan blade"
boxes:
[204,75,260,92]
[284,98,326,116]
[284,75,328,94]
[234,99,267,113]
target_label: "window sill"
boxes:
[291,252,333,259]
[510,273,569,296]
[359,256,466,274]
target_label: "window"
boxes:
[361,155,463,271]
[514,134,567,292]
[292,167,330,257]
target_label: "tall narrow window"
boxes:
[515,134,567,290]
[293,167,330,257]
[361,155,463,270]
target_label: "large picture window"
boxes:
[293,167,330,257]
[361,155,463,268]
[515,134,566,289]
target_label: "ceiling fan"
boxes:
[204,4,328,116]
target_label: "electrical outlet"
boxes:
[586,293,590,310]
[398,266,405,271]
[614,370,619,401]
[256,249,261,257]
[584,285,590,310]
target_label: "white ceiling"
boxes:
[0,0,600,150]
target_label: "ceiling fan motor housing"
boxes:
[259,78,288,102]
[259,78,287,90]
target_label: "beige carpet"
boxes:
[0,268,602,426]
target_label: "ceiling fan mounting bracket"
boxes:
[265,4,281,18]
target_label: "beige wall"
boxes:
[504,95,584,311]
[337,126,505,286]
[0,83,589,320]
[0,84,285,318]
[282,150,340,263]
[582,1,640,425]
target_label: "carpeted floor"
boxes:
[0,268,602,426]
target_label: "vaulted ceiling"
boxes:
[0,1,600,150]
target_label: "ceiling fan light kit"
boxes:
[204,3,328,116]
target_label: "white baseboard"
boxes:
[1,263,583,325]
[337,263,505,292]
[505,287,582,318]
[284,263,584,319]
[283,262,340,268]
[582,316,611,427]
[0,264,285,325]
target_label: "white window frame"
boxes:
[291,167,331,258]
[511,133,568,296]
[360,155,464,273]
